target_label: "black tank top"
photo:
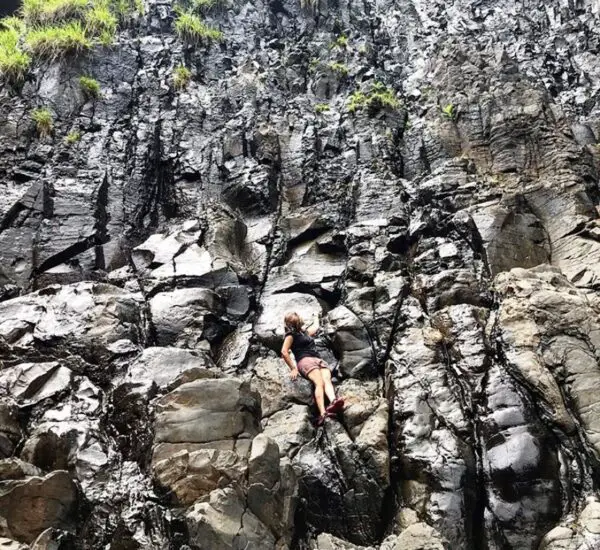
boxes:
[286,329,320,362]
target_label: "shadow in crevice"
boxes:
[0,0,20,17]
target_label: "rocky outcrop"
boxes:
[3,0,600,548]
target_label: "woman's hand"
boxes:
[290,367,299,381]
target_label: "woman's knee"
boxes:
[308,369,323,384]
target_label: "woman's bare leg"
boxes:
[307,369,326,416]
[321,368,336,403]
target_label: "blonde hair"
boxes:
[284,311,303,332]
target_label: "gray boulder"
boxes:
[149,287,223,349]
[0,362,71,405]
[186,487,276,550]
[0,471,76,544]
[154,378,260,445]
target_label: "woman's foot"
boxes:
[326,397,345,415]
[316,414,327,427]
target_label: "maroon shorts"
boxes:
[297,357,329,379]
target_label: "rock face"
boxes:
[2,0,600,549]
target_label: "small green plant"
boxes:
[441,103,456,120]
[25,21,91,58]
[308,57,319,73]
[0,28,31,82]
[65,130,81,144]
[370,81,399,108]
[79,75,101,98]
[328,62,349,76]
[347,81,399,114]
[420,85,433,99]
[315,103,330,113]
[31,107,53,137]
[358,44,367,55]
[175,10,223,42]
[332,34,348,49]
[347,90,366,113]
[173,64,192,90]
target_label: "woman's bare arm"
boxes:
[281,335,299,380]
[306,314,320,336]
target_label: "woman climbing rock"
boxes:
[280,311,344,426]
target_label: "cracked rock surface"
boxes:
[3,0,600,548]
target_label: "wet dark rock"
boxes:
[294,419,389,546]
[0,401,20,459]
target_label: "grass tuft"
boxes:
[175,10,223,43]
[347,81,399,114]
[31,107,54,137]
[79,75,101,98]
[86,2,118,42]
[328,62,349,76]
[315,103,330,113]
[25,21,91,58]
[0,0,145,71]
[0,27,31,82]
[22,0,89,23]
[65,129,81,144]
[441,103,456,120]
[332,34,348,49]
[172,64,192,90]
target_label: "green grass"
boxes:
[1,17,26,33]
[25,21,91,58]
[0,0,144,80]
[79,75,101,98]
[0,27,31,82]
[65,129,81,144]
[22,0,89,23]
[329,62,349,76]
[191,0,219,10]
[86,2,118,43]
[347,91,366,113]
[175,10,223,42]
[31,107,53,136]
[110,0,144,20]
[441,103,456,120]
[332,34,348,49]
[315,103,330,113]
[173,64,192,90]
[347,81,399,114]
[0,48,31,82]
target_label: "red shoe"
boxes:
[316,414,327,426]
[326,398,345,415]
